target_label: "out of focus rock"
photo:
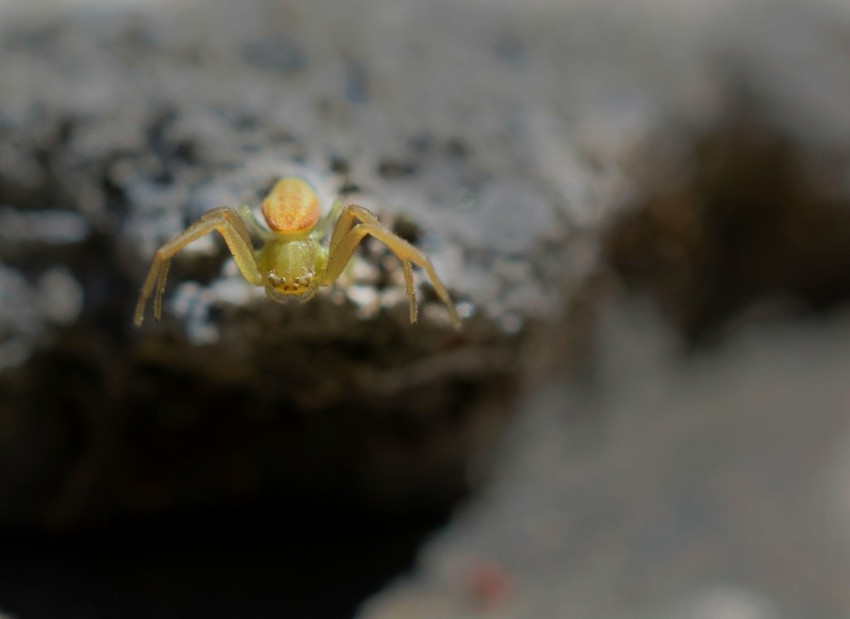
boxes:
[605,104,850,342]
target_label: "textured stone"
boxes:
[2,0,850,616]
[0,0,595,526]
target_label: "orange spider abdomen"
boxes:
[261,177,320,234]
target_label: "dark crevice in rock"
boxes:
[0,320,516,528]
[0,498,447,618]
[604,102,850,343]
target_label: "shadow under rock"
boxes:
[0,497,447,619]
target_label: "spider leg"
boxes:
[327,204,380,253]
[320,220,460,328]
[401,259,416,324]
[312,199,346,240]
[324,204,417,318]
[134,207,262,326]
[326,205,423,323]
[238,204,273,239]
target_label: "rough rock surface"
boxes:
[0,0,593,526]
[2,0,850,616]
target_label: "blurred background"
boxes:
[1,0,850,617]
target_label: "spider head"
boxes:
[257,236,325,303]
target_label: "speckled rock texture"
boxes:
[0,0,601,527]
[2,0,850,616]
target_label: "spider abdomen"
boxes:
[261,177,320,234]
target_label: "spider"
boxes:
[133,177,461,328]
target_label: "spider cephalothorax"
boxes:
[134,177,460,328]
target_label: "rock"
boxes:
[362,304,850,619]
[2,0,850,615]
[0,0,589,526]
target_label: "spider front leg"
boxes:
[326,203,375,251]
[327,204,422,321]
[320,209,461,328]
[134,207,262,326]
[313,199,345,240]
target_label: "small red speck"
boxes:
[464,561,513,607]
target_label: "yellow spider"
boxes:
[133,177,461,328]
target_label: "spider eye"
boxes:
[269,272,314,296]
